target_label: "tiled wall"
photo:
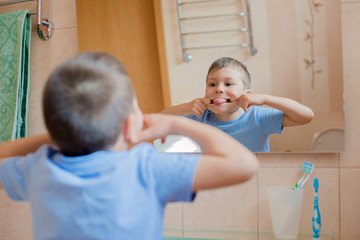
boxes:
[0,0,78,239]
[163,0,360,239]
[339,0,360,239]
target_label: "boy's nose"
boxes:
[216,86,224,93]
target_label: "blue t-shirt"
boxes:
[185,106,284,152]
[0,143,200,240]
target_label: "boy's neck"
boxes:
[112,137,130,151]
[213,108,244,122]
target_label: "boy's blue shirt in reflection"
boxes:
[0,143,200,240]
[185,106,284,152]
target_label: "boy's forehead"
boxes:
[207,67,245,82]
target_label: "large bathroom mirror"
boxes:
[76,0,344,153]
[158,0,344,152]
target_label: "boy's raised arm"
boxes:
[135,114,259,191]
[237,93,314,127]
[0,133,53,161]
[261,95,314,127]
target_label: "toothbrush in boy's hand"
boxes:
[312,178,321,240]
[293,161,314,190]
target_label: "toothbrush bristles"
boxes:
[302,161,315,174]
[294,161,315,190]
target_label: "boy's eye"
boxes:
[209,83,216,87]
[225,83,233,86]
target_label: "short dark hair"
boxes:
[43,52,134,156]
[206,57,251,89]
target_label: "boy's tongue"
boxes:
[212,98,227,105]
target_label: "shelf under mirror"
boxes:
[163,228,334,240]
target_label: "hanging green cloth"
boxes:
[0,10,31,143]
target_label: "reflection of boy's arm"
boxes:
[260,95,314,127]
[0,133,54,189]
[237,93,314,127]
[160,98,210,118]
[135,114,259,191]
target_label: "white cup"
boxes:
[267,186,304,239]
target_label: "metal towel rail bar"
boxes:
[179,12,248,21]
[0,0,53,40]
[176,0,257,62]
[183,28,249,35]
[178,0,242,5]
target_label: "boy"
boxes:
[0,52,258,240]
[161,57,314,152]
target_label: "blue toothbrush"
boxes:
[312,178,321,240]
[293,161,315,190]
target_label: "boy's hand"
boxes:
[186,98,210,118]
[232,93,265,112]
[160,98,210,117]
[135,114,177,143]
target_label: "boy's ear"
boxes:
[123,113,137,144]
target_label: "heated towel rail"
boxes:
[0,0,53,40]
[176,0,257,62]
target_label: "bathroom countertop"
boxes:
[163,228,334,240]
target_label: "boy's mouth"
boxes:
[210,98,231,105]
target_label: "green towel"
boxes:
[0,10,31,143]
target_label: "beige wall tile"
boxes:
[330,111,345,128]
[327,1,344,113]
[51,28,78,69]
[163,203,183,237]
[340,169,360,239]
[266,0,300,101]
[42,0,51,20]
[341,0,360,3]
[0,191,32,240]
[269,117,341,152]
[28,29,52,136]
[183,176,257,232]
[183,228,258,240]
[52,0,76,29]
[270,125,308,152]
[340,2,360,167]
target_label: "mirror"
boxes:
[158,0,344,152]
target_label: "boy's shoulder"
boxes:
[249,105,282,114]
[128,142,156,154]
[247,106,284,120]
[27,144,58,159]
